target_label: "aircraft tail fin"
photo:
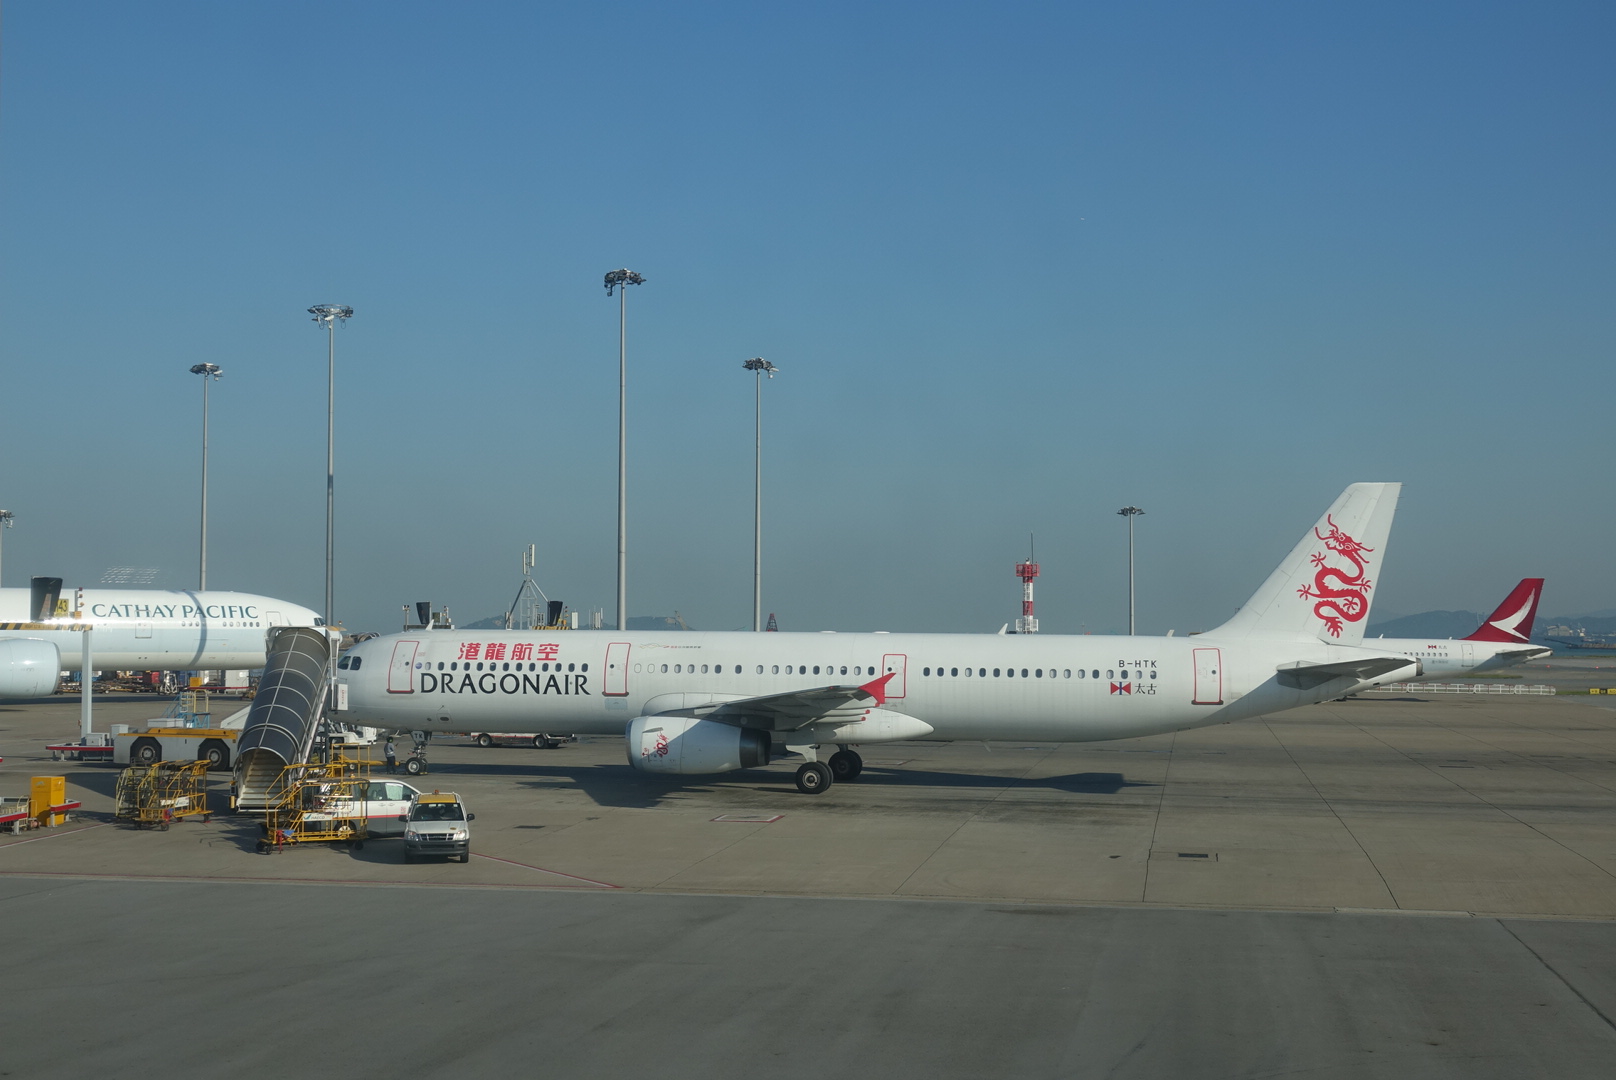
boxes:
[1463,578,1544,643]
[1213,483,1401,643]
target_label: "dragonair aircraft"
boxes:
[340,483,1420,794]
[1370,578,1551,678]
[0,581,322,700]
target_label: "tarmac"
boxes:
[3,672,1615,1077]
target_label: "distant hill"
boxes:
[1365,610,1483,639]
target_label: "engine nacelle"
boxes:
[626,715,771,775]
[0,637,62,699]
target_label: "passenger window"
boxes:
[476,662,484,671]
[840,666,847,675]
[951,667,958,677]
[923,667,931,676]
[814,666,821,675]
[701,664,709,674]
[979,668,986,677]
[581,663,588,672]
[772,665,779,674]
[993,668,1001,677]
[634,664,642,673]
[661,664,668,673]
[1092,670,1099,679]
[735,666,742,674]
[568,663,575,672]
[1150,670,1157,679]
[1063,669,1071,678]
[756,666,763,674]
[437,662,444,671]
[1035,669,1042,678]
[1107,670,1114,679]
[1022,669,1029,678]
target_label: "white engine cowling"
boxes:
[0,638,62,699]
[626,716,771,775]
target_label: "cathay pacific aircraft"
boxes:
[1369,578,1551,677]
[0,584,321,699]
[340,483,1422,794]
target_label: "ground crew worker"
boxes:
[384,738,397,774]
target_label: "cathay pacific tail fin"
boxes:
[1463,578,1544,643]
[1213,483,1401,643]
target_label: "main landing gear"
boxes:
[828,749,863,782]
[793,749,863,794]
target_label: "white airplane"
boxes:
[1371,578,1551,677]
[0,582,322,699]
[341,483,1419,794]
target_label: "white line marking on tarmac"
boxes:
[0,823,110,849]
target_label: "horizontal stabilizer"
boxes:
[1276,656,1413,690]
[663,672,896,732]
[1491,646,1553,661]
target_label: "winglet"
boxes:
[857,671,897,706]
[1464,578,1544,643]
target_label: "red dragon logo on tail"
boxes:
[1297,514,1374,637]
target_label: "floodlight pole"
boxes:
[604,270,644,633]
[189,364,222,589]
[1118,506,1145,635]
[0,510,12,588]
[743,358,778,631]
[308,305,353,629]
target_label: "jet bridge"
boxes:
[232,627,336,812]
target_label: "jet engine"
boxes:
[626,715,770,775]
[0,638,61,699]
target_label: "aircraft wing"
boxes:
[1276,656,1414,690]
[668,673,896,732]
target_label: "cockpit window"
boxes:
[350,656,362,670]
[314,617,326,626]
[410,803,464,822]
[337,656,351,669]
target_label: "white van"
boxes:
[401,791,473,863]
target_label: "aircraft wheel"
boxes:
[476,733,494,748]
[405,757,425,776]
[795,761,833,795]
[829,750,863,782]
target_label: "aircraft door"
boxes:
[387,640,419,694]
[604,642,631,696]
[1192,648,1222,705]
[882,653,908,699]
[1461,642,1475,668]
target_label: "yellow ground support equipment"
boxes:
[256,745,375,854]
[113,760,212,830]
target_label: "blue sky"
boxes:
[1,1,1611,634]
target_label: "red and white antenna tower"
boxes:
[1015,536,1039,634]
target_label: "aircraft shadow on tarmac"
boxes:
[409,761,1158,809]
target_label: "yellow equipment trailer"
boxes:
[113,760,211,830]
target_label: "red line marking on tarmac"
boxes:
[471,852,620,888]
[0,823,110,848]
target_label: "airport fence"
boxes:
[1363,682,1556,696]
